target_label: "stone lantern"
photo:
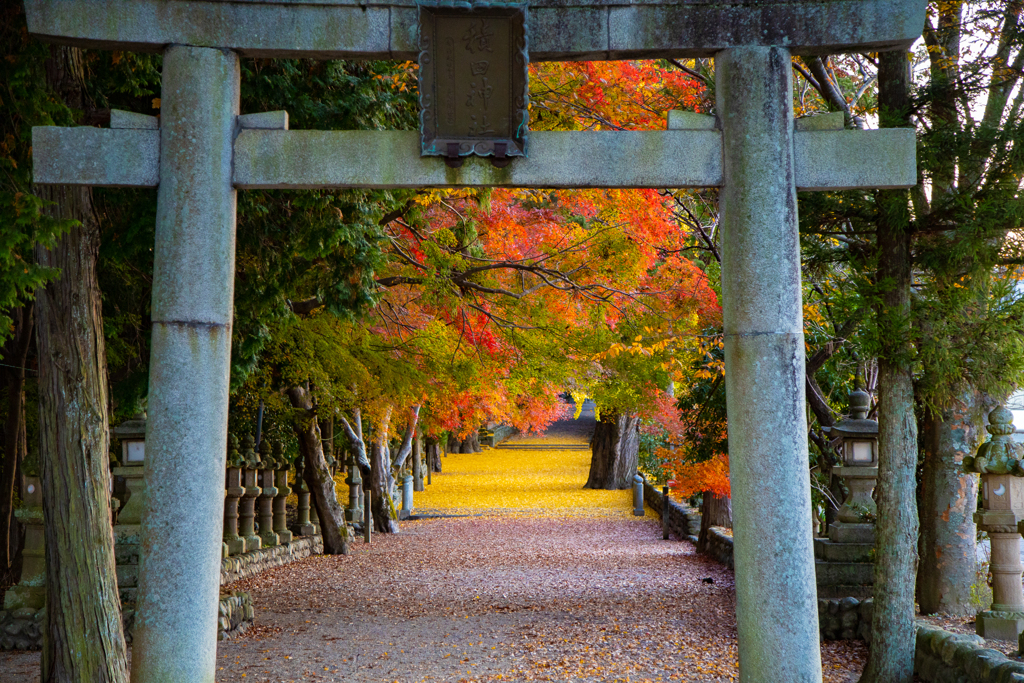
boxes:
[223,434,246,556]
[238,435,262,552]
[111,413,147,608]
[813,389,877,598]
[965,405,1024,640]
[272,441,293,545]
[828,389,879,544]
[257,438,279,547]
[112,413,147,525]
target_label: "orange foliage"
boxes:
[663,453,731,499]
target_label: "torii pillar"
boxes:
[25,1,926,681]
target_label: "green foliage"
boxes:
[0,3,76,344]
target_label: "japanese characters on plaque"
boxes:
[418,3,528,167]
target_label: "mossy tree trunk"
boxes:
[585,412,640,490]
[859,48,918,683]
[34,44,128,683]
[287,386,349,555]
[917,395,986,615]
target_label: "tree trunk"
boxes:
[917,394,986,615]
[413,437,424,492]
[0,304,33,569]
[584,412,640,490]
[33,44,129,683]
[696,492,732,554]
[286,386,349,555]
[426,439,442,473]
[369,409,399,533]
[859,49,918,683]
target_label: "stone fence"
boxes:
[915,624,1024,683]
[222,535,323,584]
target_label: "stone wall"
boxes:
[221,535,323,585]
[818,597,872,642]
[642,481,701,542]
[0,591,255,651]
[0,607,43,650]
[218,591,255,640]
[915,624,1024,683]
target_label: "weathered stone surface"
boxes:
[31,127,159,187]
[131,45,240,683]
[25,0,926,60]
[232,128,915,191]
[110,109,159,130]
[238,110,288,130]
[718,45,820,683]
[221,535,323,585]
[233,129,723,190]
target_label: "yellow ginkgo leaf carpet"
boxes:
[414,435,642,518]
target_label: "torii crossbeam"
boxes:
[27,1,926,681]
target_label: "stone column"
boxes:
[346,449,363,524]
[224,435,245,556]
[717,47,821,682]
[131,45,239,683]
[239,435,263,552]
[257,439,279,547]
[401,473,414,519]
[291,457,316,537]
[273,442,293,545]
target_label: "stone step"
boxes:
[815,560,874,586]
[814,538,874,563]
[816,584,874,600]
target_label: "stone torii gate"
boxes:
[27,1,924,681]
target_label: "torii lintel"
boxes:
[25,0,925,61]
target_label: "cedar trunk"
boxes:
[859,49,918,683]
[426,439,442,473]
[585,412,640,490]
[287,386,350,554]
[34,44,129,683]
[696,492,732,554]
[917,396,985,615]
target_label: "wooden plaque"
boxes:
[418,3,528,163]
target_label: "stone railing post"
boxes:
[345,449,363,524]
[223,434,245,556]
[272,441,293,545]
[632,474,644,516]
[401,473,414,519]
[257,438,279,547]
[238,435,262,552]
[965,406,1024,640]
[291,456,316,537]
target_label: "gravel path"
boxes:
[217,515,865,683]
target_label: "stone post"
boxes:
[130,45,240,683]
[717,47,821,681]
[273,441,293,545]
[238,435,262,552]
[3,476,45,612]
[964,406,1024,640]
[309,499,322,535]
[257,439,279,547]
[401,473,414,519]
[345,449,363,524]
[364,489,372,544]
[632,474,644,516]
[112,415,148,609]
[291,456,316,537]
[662,485,670,540]
[223,434,245,557]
